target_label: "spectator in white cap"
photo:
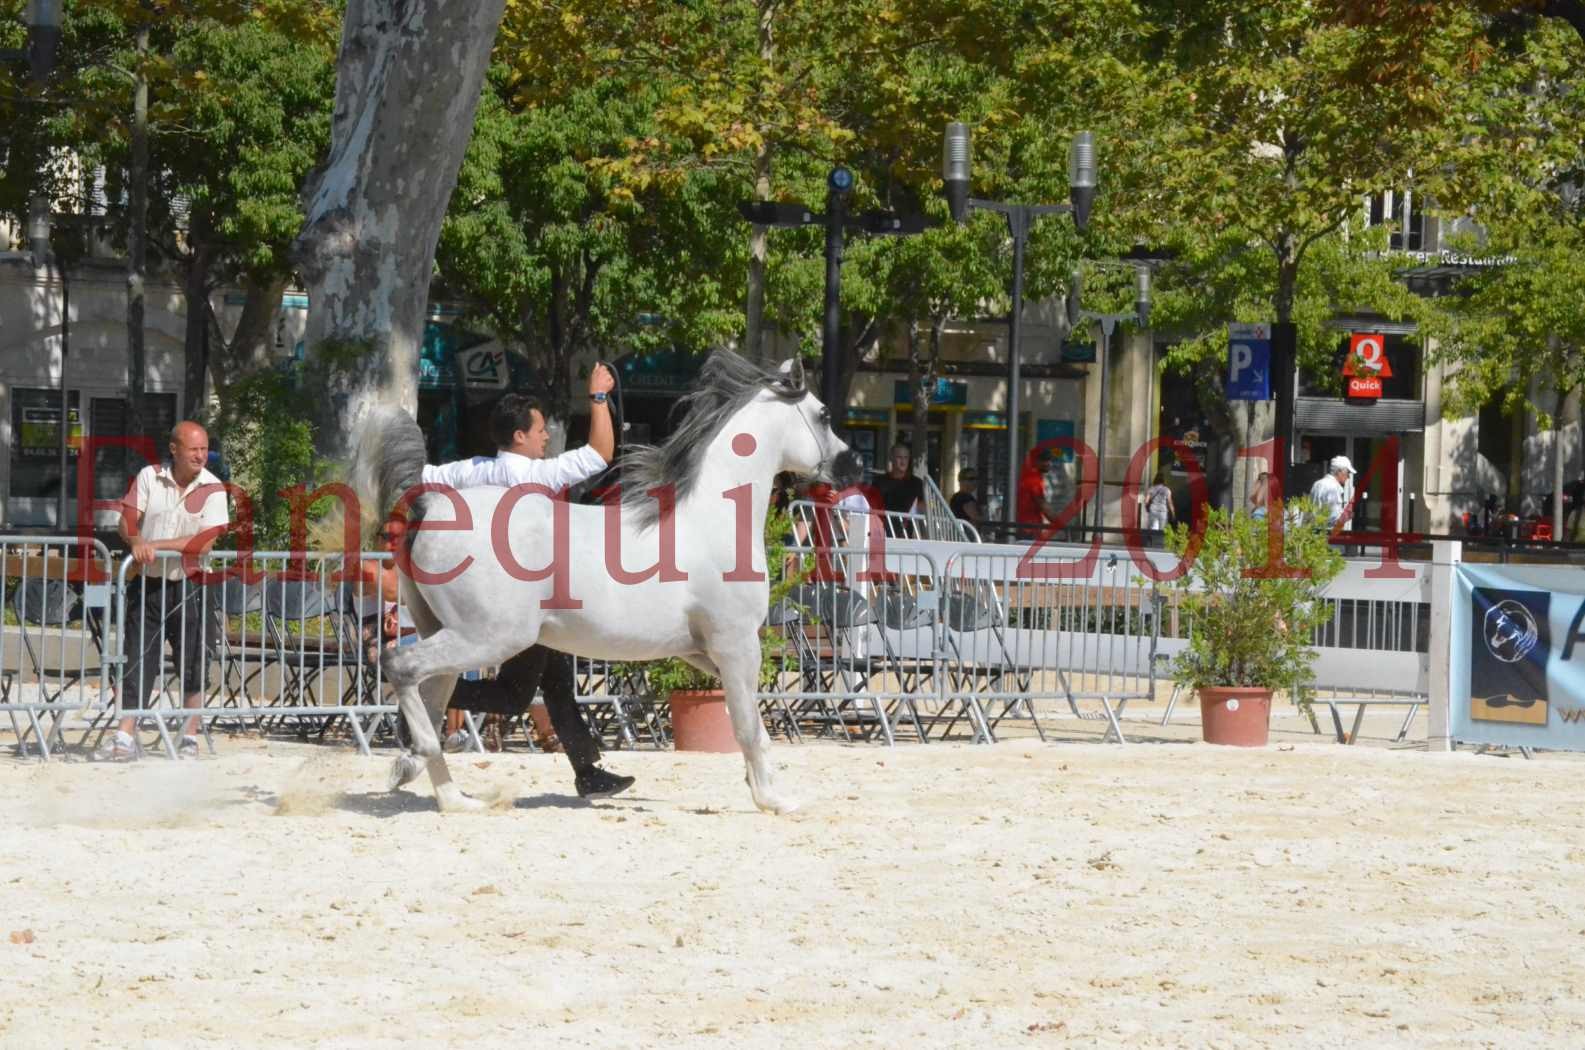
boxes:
[1309,454,1356,529]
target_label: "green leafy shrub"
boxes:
[1165,502,1345,694]
[207,372,330,549]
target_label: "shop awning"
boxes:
[1295,396,1425,435]
[615,350,706,396]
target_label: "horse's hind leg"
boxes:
[707,637,798,815]
[386,627,523,813]
[387,671,457,790]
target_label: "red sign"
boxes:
[1343,332,1391,399]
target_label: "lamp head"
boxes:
[26,194,50,259]
[1068,131,1095,232]
[1065,266,1083,329]
[1134,266,1152,329]
[943,122,971,223]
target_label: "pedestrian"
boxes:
[416,364,636,800]
[1566,472,1585,541]
[1142,471,1175,541]
[1016,447,1061,535]
[1249,471,1271,520]
[96,421,228,762]
[1308,455,1355,530]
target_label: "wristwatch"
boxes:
[589,391,609,404]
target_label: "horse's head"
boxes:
[770,358,863,488]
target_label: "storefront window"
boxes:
[836,426,881,477]
[85,394,178,502]
[8,389,81,498]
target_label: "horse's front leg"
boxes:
[709,636,797,815]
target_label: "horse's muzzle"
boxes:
[829,449,863,489]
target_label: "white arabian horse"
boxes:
[349,353,857,814]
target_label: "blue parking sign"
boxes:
[1227,323,1271,401]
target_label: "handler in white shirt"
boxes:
[412,364,636,799]
[421,363,616,492]
[1309,454,1356,529]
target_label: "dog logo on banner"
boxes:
[1470,588,1550,725]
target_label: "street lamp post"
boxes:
[1074,260,1156,536]
[739,171,935,414]
[26,196,72,530]
[943,122,1095,522]
[7,2,64,526]
[821,167,854,411]
[0,1,61,83]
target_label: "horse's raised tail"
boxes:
[349,405,429,535]
[309,406,428,552]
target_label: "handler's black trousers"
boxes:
[447,646,601,771]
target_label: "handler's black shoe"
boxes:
[575,766,636,800]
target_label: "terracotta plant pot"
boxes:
[669,689,738,753]
[1197,686,1273,747]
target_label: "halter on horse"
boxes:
[349,353,858,814]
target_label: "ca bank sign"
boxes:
[459,346,509,390]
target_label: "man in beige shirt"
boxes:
[96,421,229,762]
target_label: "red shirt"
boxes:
[1016,467,1050,526]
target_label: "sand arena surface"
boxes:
[2,737,1584,1049]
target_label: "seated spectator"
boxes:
[949,468,982,527]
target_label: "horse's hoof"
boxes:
[386,754,423,792]
[756,795,800,816]
[437,786,488,813]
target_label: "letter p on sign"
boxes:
[1230,343,1253,381]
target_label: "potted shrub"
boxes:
[1165,502,1344,746]
[642,504,811,753]
[647,657,737,752]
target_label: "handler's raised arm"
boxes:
[586,363,616,465]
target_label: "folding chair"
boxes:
[261,577,365,737]
[212,576,271,719]
[780,581,895,742]
[6,577,100,758]
[576,658,667,749]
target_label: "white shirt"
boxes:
[420,445,608,494]
[127,464,229,579]
[1309,473,1351,528]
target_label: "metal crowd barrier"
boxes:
[786,499,977,550]
[1,540,690,762]
[763,543,955,744]
[14,529,1433,759]
[760,542,1163,744]
[939,548,1163,744]
[1155,555,1433,742]
[573,658,670,749]
[104,549,403,758]
[1,535,118,758]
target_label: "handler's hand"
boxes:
[589,363,615,397]
[131,540,155,565]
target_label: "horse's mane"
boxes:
[619,351,805,528]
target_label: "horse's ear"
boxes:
[778,357,806,390]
